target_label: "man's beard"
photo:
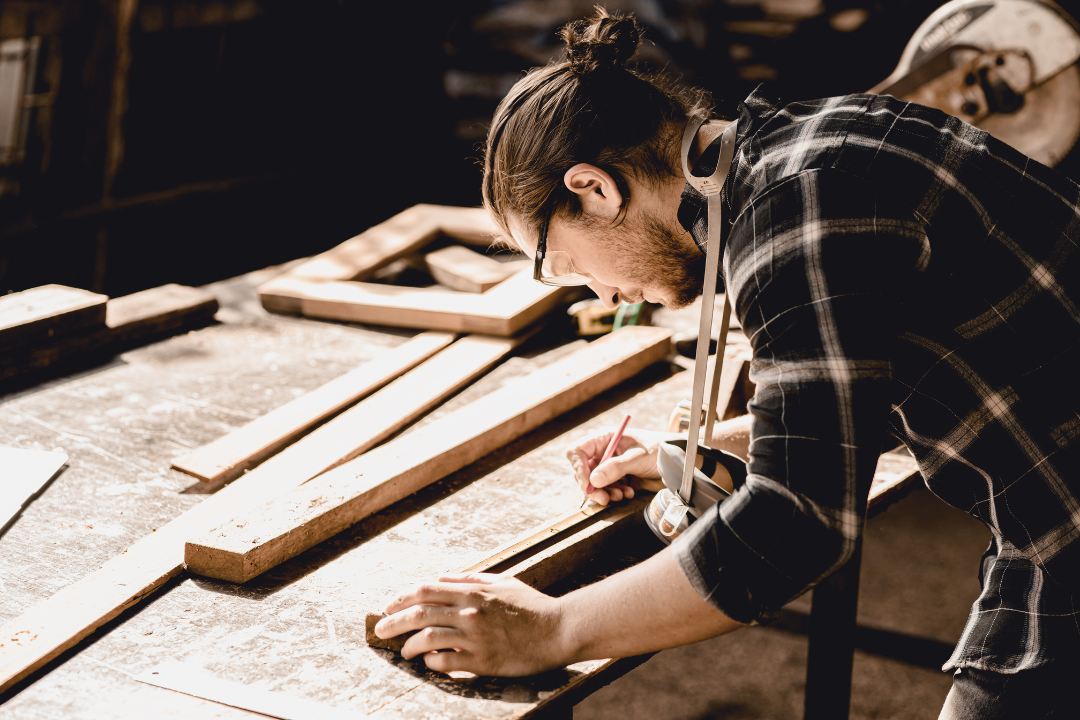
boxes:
[608,211,706,309]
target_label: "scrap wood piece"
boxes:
[0,331,511,694]
[424,245,523,293]
[279,205,497,284]
[135,660,365,720]
[258,269,569,336]
[184,326,674,583]
[0,283,218,385]
[0,447,67,533]
[365,495,652,652]
[0,285,107,353]
[171,331,456,484]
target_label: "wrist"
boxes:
[550,594,589,666]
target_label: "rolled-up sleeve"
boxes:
[672,168,929,623]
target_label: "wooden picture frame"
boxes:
[257,204,571,336]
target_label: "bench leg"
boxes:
[804,539,863,720]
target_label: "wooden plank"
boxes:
[0,447,67,534]
[258,268,570,336]
[0,284,218,384]
[0,332,512,694]
[171,331,456,484]
[104,283,218,341]
[424,245,521,293]
[135,660,365,720]
[365,495,651,652]
[0,285,107,352]
[184,326,673,583]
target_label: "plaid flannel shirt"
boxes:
[672,87,1080,673]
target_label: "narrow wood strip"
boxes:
[0,284,218,383]
[0,333,512,694]
[0,285,107,352]
[185,333,524,501]
[171,331,456,483]
[185,326,673,583]
[259,269,569,336]
[135,660,365,720]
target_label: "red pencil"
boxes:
[581,414,632,506]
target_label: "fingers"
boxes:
[590,447,652,489]
[566,428,649,493]
[383,579,487,615]
[400,626,469,660]
[376,602,459,639]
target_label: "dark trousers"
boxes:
[938,665,1075,719]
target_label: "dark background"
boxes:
[0,0,1077,298]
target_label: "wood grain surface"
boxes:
[0,331,515,695]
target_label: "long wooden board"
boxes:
[0,285,107,352]
[184,326,673,583]
[365,495,652,652]
[0,333,515,694]
[258,269,568,336]
[0,284,218,384]
[171,331,456,483]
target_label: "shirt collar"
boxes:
[676,85,782,254]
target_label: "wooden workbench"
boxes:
[0,265,694,719]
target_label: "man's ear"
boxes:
[563,163,623,219]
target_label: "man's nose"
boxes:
[588,282,621,310]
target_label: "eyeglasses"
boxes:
[533,215,593,287]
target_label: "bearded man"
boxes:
[374,10,1080,717]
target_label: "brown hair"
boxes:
[481,8,714,245]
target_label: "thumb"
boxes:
[589,447,654,488]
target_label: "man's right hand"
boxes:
[565,427,669,506]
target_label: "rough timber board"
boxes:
[0,285,107,352]
[0,331,515,695]
[184,326,674,583]
[0,284,218,384]
[279,205,498,284]
[258,268,570,336]
[171,331,456,483]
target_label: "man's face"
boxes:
[509,206,704,310]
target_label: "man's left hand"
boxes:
[374,573,570,676]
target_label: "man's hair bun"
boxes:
[560,8,642,78]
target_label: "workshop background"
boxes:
[2,0,1076,299]
[2,1,1078,718]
